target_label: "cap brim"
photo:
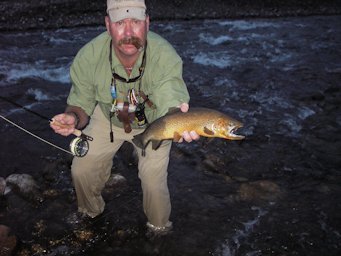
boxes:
[108,7,146,22]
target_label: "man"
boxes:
[50,0,199,234]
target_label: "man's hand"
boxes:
[177,103,200,143]
[50,113,77,136]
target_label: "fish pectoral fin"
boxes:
[173,132,182,142]
[203,127,215,136]
[151,140,163,150]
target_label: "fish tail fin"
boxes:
[132,134,145,149]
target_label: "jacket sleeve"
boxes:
[67,45,97,117]
[148,45,190,119]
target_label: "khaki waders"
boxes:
[71,106,172,227]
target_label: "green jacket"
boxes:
[67,31,190,129]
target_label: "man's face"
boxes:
[105,16,150,58]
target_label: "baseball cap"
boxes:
[107,0,147,22]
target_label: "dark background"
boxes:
[1,0,341,31]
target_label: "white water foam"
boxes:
[218,20,279,31]
[47,37,74,45]
[279,114,302,136]
[1,62,70,85]
[26,88,54,101]
[298,106,315,120]
[192,52,232,68]
[198,33,233,45]
[214,206,268,256]
[249,92,292,110]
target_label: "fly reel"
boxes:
[50,118,93,157]
[69,134,93,157]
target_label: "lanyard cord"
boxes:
[108,40,147,142]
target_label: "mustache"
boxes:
[118,37,144,50]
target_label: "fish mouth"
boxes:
[227,125,245,140]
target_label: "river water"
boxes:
[0,15,340,255]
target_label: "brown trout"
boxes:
[132,107,244,151]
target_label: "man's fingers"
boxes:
[178,103,189,113]
[180,130,199,143]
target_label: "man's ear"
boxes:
[146,15,150,32]
[105,16,111,34]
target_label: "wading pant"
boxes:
[71,106,172,227]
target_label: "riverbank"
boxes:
[1,0,341,31]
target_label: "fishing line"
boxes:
[0,96,92,157]
[0,114,73,155]
[0,96,52,122]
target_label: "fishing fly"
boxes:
[0,96,92,157]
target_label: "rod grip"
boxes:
[50,119,82,137]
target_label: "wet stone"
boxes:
[5,174,43,203]
[0,177,5,196]
[237,180,283,202]
[103,173,128,196]
[0,225,17,256]
[42,188,61,198]
[233,176,250,182]
[202,159,218,171]
[105,173,127,188]
[5,193,30,212]
[5,174,39,194]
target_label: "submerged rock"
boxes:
[0,225,17,256]
[0,177,5,196]
[237,180,283,202]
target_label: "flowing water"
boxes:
[0,15,340,255]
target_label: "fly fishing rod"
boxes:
[0,96,92,157]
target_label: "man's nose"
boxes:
[124,22,133,36]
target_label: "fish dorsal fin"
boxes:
[151,140,163,150]
[173,132,182,142]
[204,126,215,136]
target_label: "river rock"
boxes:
[237,180,283,202]
[6,174,39,194]
[0,177,5,196]
[102,173,128,196]
[105,173,127,188]
[5,174,43,203]
[0,225,17,256]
